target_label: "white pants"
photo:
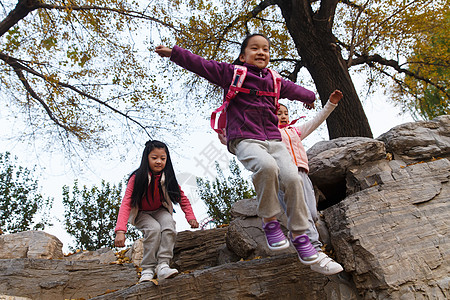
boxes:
[232,139,309,234]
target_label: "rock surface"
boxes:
[64,247,117,264]
[0,259,137,300]
[0,231,63,260]
[0,116,449,299]
[324,158,449,299]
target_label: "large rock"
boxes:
[127,227,229,271]
[64,247,117,264]
[323,158,450,299]
[171,227,229,272]
[228,198,295,259]
[377,115,450,162]
[307,137,387,208]
[1,116,449,300]
[0,259,137,300]
[90,254,358,300]
[0,231,63,259]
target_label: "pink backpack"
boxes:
[211,65,282,140]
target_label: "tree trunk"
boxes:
[277,0,373,139]
[0,0,41,37]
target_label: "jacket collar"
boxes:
[147,172,164,185]
[242,63,269,76]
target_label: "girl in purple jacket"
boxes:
[156,34,320,265]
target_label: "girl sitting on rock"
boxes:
[114,140,199,283]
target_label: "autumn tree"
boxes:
[0,152,53,233]
[392,11,449,120]
[0,0,181,157]
[62,179,141,251]
[2,0,447,154]
[146,0,448,139]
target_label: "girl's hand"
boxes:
[304,102,315,110]
[115,231,126,248]
[188,219,199,229]
[218,128,227,145]
[155,45,172,57]
[329,89,343,104]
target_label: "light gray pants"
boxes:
[134,207,176,270]
[278,171,322,250]
[232,139,309,234]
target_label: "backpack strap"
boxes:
[268,69,282,113]
[210,66,282,135]
[211,66,247,134]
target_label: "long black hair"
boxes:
[129,140,181,208]
[233,33,271,65]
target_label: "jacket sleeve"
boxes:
[170,45,234,89]
[296,100,337,140]
[114,175,135,232]
[279,78,316,104]
[178,186,197,222]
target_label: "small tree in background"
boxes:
[0,152,53,233]
[196,158,256,226]
[62,179,141,251]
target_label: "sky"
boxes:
[0,86,415,253]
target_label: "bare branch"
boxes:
[347,0,369,67]
[350,54,450,99]
[12,67,81,138]
[340,0,365,11]
[0,0,183,38]
[38,3,182,34]
[213,0,277,57]
[0,52,152,138]
[270,58,305,82]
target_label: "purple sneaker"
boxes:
[262,220,289,251]
[291,234,320,265]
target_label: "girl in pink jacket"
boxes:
[278,90,344,275]
[114,140,198,283]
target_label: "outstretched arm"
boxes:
[296,89,342,139]
[329,89,343,104]
[155,45,172,57]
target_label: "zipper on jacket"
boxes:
[282,129,298,165]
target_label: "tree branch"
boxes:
[350,54,450,99]
[213,0,277,57]
[0,52,152,138]
[0,0,41,36]
[0,0,183,38]
[270,58,305,82]
[13,67,81,138]
[316,0,340,32]
[340,0,364,10]
[38,3,182,34]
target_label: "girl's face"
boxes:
[277,105,289,125]
[148,147,167,174]
[239,35,270,69]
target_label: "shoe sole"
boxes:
[298,254,321,265]
[158,270,178,280]
[310,265,344,275]
[265,237,290,251]
[139,277,154,283]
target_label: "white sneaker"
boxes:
[139,269,155,283]
[310,252,344,275]
[156,263,178,280]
